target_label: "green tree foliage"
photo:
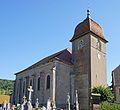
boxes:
[0,79,14,95]
[92,86,114,103]
[100,101,120,110]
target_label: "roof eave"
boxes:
[70,31,108,43]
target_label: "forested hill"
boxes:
[0,79,14,95]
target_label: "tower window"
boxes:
[46,75,50,89]
[38,77,40,91]
[96,39,101,51]
[78,39,84,50]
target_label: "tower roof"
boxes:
[70,17,108,42]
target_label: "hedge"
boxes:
[100,101,120,110]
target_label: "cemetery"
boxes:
[0,86,80,110]
[1,0,120,109]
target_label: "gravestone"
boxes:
[17,104,21,110]
[11,105,16,110]
[3,100,7,110]
[27,86,34,110]
[42,106,46,110]
[47,98,51,110]
[21,96,27,110]
[28,86,34,104]
[6,103,11,110]
[35,98,39,110]
[91,93,101,110]
[66,93,70,110]
[75,90,79,110]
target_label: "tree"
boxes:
[0,79,14,95]
[92,86,114,103]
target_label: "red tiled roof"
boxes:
[70,18,108,42]
[15,48,72,75]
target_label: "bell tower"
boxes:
[70,11,108,110]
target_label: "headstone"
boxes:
[47,98,51,110]
[21,96,27,110]
[35,98,39,109]
[66,93,70,110]
[21,104,24,110]
[75,90,79,110]
[51,100,56,110]
[6,103,11,110]
[11,105,16,110]
[27,102,33,110]
[17,104,21,110]
[27,86,33,110]
[3,100,7,110]
[23,96,27,104]
[28,86,34,104]
[42,106,46,110]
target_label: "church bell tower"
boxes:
[70,10,108,110]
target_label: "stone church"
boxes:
[13,11,108,110]
[112,65,120,103]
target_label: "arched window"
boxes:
[97,39,101,51]
[46,75,50,89]
[23,81,25,94]
[30,79,32,86]
[38,77,40,91]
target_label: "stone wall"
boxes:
[112,65,120,103]
[91,34,107,88]
[14,60,73,108]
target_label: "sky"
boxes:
[0,0,120,86]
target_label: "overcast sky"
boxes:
[0,0,120,85]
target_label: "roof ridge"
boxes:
[15,48,72,75]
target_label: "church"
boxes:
[13,10,108,110]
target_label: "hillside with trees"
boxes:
[0,79,14,95]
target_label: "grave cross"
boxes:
[23,96,26,104]
[28,86,33,103]
[35,98,39,108]
[67,93,70,110]
[75,90,79,110]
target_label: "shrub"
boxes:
[92,86,114,103]
[100,101,120,110]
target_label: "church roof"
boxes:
[15,48,72,75]
[70,17,108,42]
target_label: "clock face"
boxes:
[78,40,84,50]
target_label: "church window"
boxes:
[96,39,101,51]
[46,75,50,89]
[38,77,40,91]
[23,81,25,94]
[30,79,32,86]
[17,82,20,98]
